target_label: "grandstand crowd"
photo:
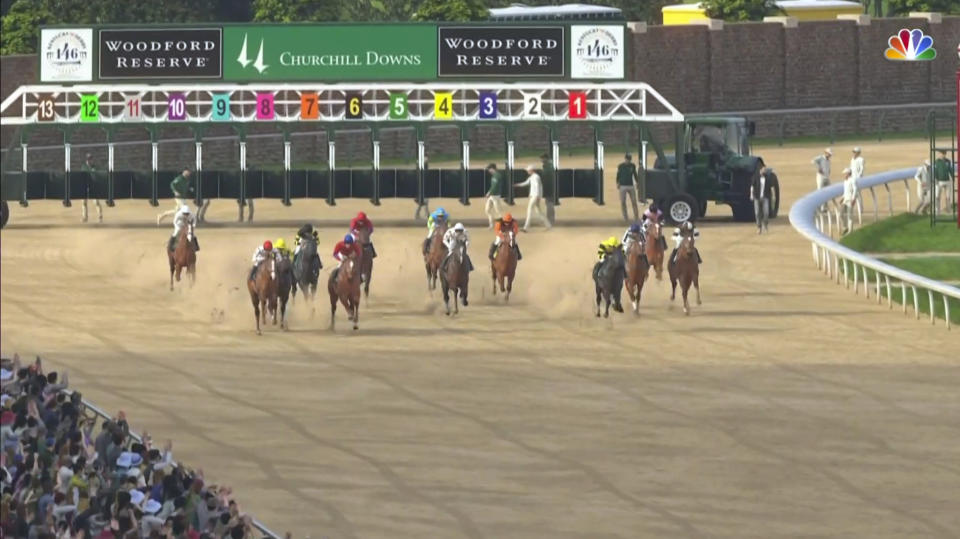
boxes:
[1,355,268,539]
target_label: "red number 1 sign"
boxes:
[568,92,587,119]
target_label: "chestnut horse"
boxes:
[328,254,362,331]
[440,239,470,315]
[668,235,702,315]
[491,231,518,302]
[424,220,448,291]
[644,220,665,281]
[167,226,197,291]
[624,239,649,314]
[247,257,278,335]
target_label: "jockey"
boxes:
[442,222,474,272]
[593,236,623,280]
[642,203,663,226]
[294,223,320,253]
[331,233,363,281]
[423,207,449,255]
[349,211,376,258]
[168,205,199,253]
[274,238,292,260]
[249,240,282,282]
[488,213,522,261]
[670,221,702,265]
[621,222,643,253]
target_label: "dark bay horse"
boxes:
[247,257,278,335]
[594,248,626,318]
[328,255,362,331]
[292,236,321,316]
[624,239,649,314]
[354,227,374,303]
[424,220,448,291]
[491,231,518,303]
[276,256,292,330]
[167,226,197,291]
[668,235,702,315]
[644,221,665,281]
[440,239,469,315]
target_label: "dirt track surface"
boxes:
[1,140,957,538]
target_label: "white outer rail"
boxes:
[789,167,959,329]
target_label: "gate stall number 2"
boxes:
[521,92,542,118]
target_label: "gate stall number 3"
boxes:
[80,94,99,122]
[478,92,497,119]
[167,93,187,121]
[256,93,275,120]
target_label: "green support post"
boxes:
[546,125,559,207]
[190,125,208,207]
[60,126,79,208]
[281,127,293,206]
[18,128,32,207]
[233,126,247,216]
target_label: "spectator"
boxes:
[751,167,773,234]
[933,150,955,213]
[616,154,640,222]
[515,164,550,232]
[850,147,865,219]
[81,154,104,224]
[812,148,832,190]
[914,159,932,215]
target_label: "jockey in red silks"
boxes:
[331,234,363,281]
[349,211,376,258]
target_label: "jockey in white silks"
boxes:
[168,206,198,253]
[441,222,474,272]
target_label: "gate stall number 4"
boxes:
[434,93,453,120]
[521,92,541,118]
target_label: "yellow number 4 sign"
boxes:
[434,92,453,120]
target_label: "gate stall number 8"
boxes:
[256,93,275,120]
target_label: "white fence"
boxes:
[789,167,959,329]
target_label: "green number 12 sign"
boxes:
[80,94,99,122]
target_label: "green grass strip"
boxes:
[840,213,960,254]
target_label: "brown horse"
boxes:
[276,256,292,330]
[644,221,665,281]
[167,226,197,291]
[328,254,362,331]
[440,239,470,316]
[354,227,374,303]
[624,239,649,314]
[491,231,518,302]
[247,256,279,335]
[668,235,702,315]
[424,220,448,291]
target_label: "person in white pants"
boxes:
[812,148,832,188]
[514,164,550,231]
[840,168,857,235]
[484,163,505,228]
[850,147,865,220]
[914,159,932,215]
[933,150,955,214]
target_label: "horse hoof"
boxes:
[353,325,358,330]
[256,330,261,335]
[603,312,609,319]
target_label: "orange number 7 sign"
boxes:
[301,92,318,120]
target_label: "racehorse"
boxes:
[291,236,321,316]
[167,226,197,291]
[276,256,292,330]
[440,239,470,315]
[247,257,278,335]
[328,254,362,331]
[354,227,374,303]
[594,248,626,318]
[424,220,448,291]
[668,235,702,315]
[491,231,518,302]
[624,239,649,314]
[644,221,665,281]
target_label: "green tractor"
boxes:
[643,116,779,224]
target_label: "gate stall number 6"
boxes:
[521,92,541,118]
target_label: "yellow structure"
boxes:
[662,0,864,25]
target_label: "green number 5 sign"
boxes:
[389,93,408,120]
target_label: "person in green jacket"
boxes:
[933,150,955,213]
[484,163,505,228]
[81,153,103,223]
[156,169,193,226]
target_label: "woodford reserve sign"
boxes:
[39,24,626,82]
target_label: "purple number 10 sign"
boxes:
[167,93,187,121]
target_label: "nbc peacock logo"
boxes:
[884,29,936,61]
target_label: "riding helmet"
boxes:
[357,211,367,220]
[629,223,641,234]
[454,222,465,231]
[503,213,513,221]
[263,241,273,251]
[344,234,355,244]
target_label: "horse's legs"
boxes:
[329,292,337,330]
[505,275,512,302]
[169,257,175,291]
[595,285,602,317]
[682,280,690,315]
[352,299,359,331]
[251,295,261,335]
[426,263,433,291]
[188,265,196,287]
[442,284,451,316]
[271,297,278,325]
[453,286,460,315]
[694,274,702,305]
[491,269,497,296]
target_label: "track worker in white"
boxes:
[914,159,932,215]
[484,163,505,228]
[751,167,773,234]
[850,147,865,219]
[515,164,550,231]
[812,148,832,189]
[840,168,857,235]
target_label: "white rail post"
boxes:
[928,290,935,324]
[283,141,291,172]
[842,259,849,288]
[552,140,560,170]
[108,143,114,173]
[417,140,425,170]
[944,296,951,330]
[901,281,907,314]
[884,275,892,309]
[507,140,515,170]
[875,271,881,303]
[239,141,247,171]
[372,140,380,171]
[64,142,71,173]
[903,179,911,213]
[912,286,919,319]
[461,140,470,170]
[884,183,893,216]
[151,142,158,173]
[869,187,878,221]
[195,142,202,172]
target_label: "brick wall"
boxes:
[3,16,958,172]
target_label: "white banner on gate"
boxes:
[570,25,624,80]
[39,28,94,82]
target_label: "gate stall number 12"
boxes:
[80,94,99,122]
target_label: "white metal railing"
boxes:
[789,167,959,329]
